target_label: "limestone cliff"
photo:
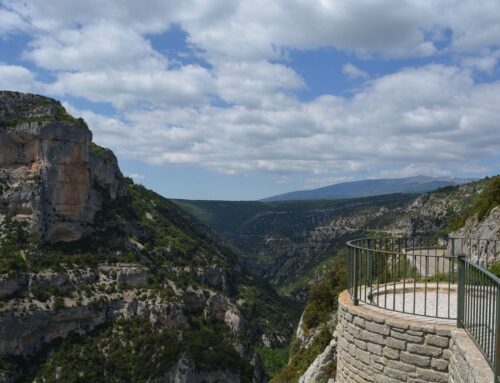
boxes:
[0,92,297,382]
[0,91,126,243]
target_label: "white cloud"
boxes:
[48,65,214,109]
[24,22,167,71]
[342,63,369,80]
[379,164,452,178]
[0,64,39,91]
[0,7,27,36]
[3,0,500,187]
[127,173,146,181]
[66,64,500,181]
[461,51,500,74]
[214,61,305,108]
[414,41,438,57]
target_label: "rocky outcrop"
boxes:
[0,91,126,243]
[0,294,192,356]
[0,273,28,298]
[0,262,248,358]
[299,338,337,383]
[157,354,241,383]
[450,206,500,264]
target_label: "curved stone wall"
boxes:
[336,290,493,383]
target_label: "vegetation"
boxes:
[258,347,289,376]
[90,142,114,161]
[0,216,31,273]
[301,252,347,331]
[271,326,333,383]
[0,96,88,129]
[269,252,347,382]
[0,177,298,381]
[446,176,500,232]
[30,317,253,383]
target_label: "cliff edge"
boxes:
[0,91,126,243]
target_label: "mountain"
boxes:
[263,175,475,201]
[0,91,299,382]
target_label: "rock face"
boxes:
[299,339,336,383]
[157,354,241,383]
[0,263,247,358]
[450,206,500,264]
[0,91,126,243]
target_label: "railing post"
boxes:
[457,255,465,329]
[353,247,359,305]
[495,286,500,382]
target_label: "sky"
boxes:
[0,1,499,200]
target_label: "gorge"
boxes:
[0,91,499,382]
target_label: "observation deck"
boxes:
[336,237,500,383]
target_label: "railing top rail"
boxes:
[459,254,500,285]
[346,237,454,258]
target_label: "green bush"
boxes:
[301,259,347,331]
[258,347,289,376]
[489,261,500,278]
[53,296,65,310]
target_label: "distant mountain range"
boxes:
[263,176,476,201]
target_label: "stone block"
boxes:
[391,329,423,343]
[430,357,449,371]
[367,342,382,355]
[413,367,448,383]
[407,343,442,357]
[366,321,390,336]
[354,316,365,328]
[383,346,399,359]
[400,351,430,367]
[425,334,449,348]
[355,339,367,350]
[384,366,407,381]
[387,359,417,373]
[386,336,406,350]
[361,330,385,345]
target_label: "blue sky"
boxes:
[0,1,499,200]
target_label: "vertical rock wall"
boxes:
[0,91,125,243]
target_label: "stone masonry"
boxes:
[336,290,494,383]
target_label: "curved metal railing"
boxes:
[347,237,460,319]
[346,237,500,379]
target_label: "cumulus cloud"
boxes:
[461,51,500,74]
[64,64,500,181]
[24,22,167,71]
[0,7,27,36]
[2,0,500,187]
[0,64,40,92]
[8,0,500,61]
[48,65,214,109]
[342,63,369,80]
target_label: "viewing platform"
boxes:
[336,237,500,383]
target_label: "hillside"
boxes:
[0,91,299,382]
[175,194,415,291]
[273,175,500,383]
[175,178,495,302]
[263,176,474,202]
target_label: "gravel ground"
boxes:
[364,282,458,319]
[373,290,457,318]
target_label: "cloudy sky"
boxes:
[0,0,499,199]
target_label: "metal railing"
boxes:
[347,237,500,379]
[458,256,500,380]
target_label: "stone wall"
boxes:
[336,291,493,383]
